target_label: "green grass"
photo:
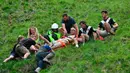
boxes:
[0,0,130,73]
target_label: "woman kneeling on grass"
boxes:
[3,35,24,62]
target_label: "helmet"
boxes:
[51,23,58,29]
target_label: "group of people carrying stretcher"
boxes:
[3,10,118,73]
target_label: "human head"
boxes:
[70,27,76,35]
[29,26,37,35]
[51,23,59,32]
[101,10,108,20]
[62,13,69,21]
[17,35,24,42]
[79,21,87,29]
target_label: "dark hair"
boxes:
[79,21,86,25]
[101,10,108,14]
[62,13,68,17]
[52,29,58,33]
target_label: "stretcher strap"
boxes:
[57,40,66,47]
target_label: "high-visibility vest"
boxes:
[48,30,61,42]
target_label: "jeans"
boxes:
[36,52,55,69]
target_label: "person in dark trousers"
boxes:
[97,10,118,37]
[35,44,55,73]
[60,13,79,39]
[3,35,24,62]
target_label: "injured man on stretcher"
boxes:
[51,27,87,49]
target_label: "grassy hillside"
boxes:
[0,0,130,73]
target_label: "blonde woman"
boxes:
[28,26,51,49]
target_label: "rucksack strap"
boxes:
[86,26,91,34]
[101,17,111,24]
[80,26,91,34]
[80,28,83,33]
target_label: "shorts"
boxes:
[10,52,19,58]
[15,45,30,57]
[98,28,115,37]
[98,30,108,37]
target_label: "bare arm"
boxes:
[62,23,67,35]
[97,26,101,30]
[73,24,79,38]
[35,44,40,49]
[27,28,30,38]
[93,32,97,40]
[113,23,118,28]
[74,38,79,47]
[62,23,66,31]
[39,34,51,46]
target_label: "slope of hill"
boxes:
[0,0,130,73]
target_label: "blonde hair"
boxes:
[71,27,76,31]
[70,27,76,35]
[28,26,39,39]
